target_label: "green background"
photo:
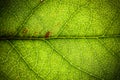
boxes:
[0,0,120,80]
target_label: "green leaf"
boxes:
[0,0,120,80]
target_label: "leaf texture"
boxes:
[0,0,120,80]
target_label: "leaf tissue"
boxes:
[0,0,120,80]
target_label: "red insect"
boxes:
[45,31,51,39]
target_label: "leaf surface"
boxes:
[0,0,120,80]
